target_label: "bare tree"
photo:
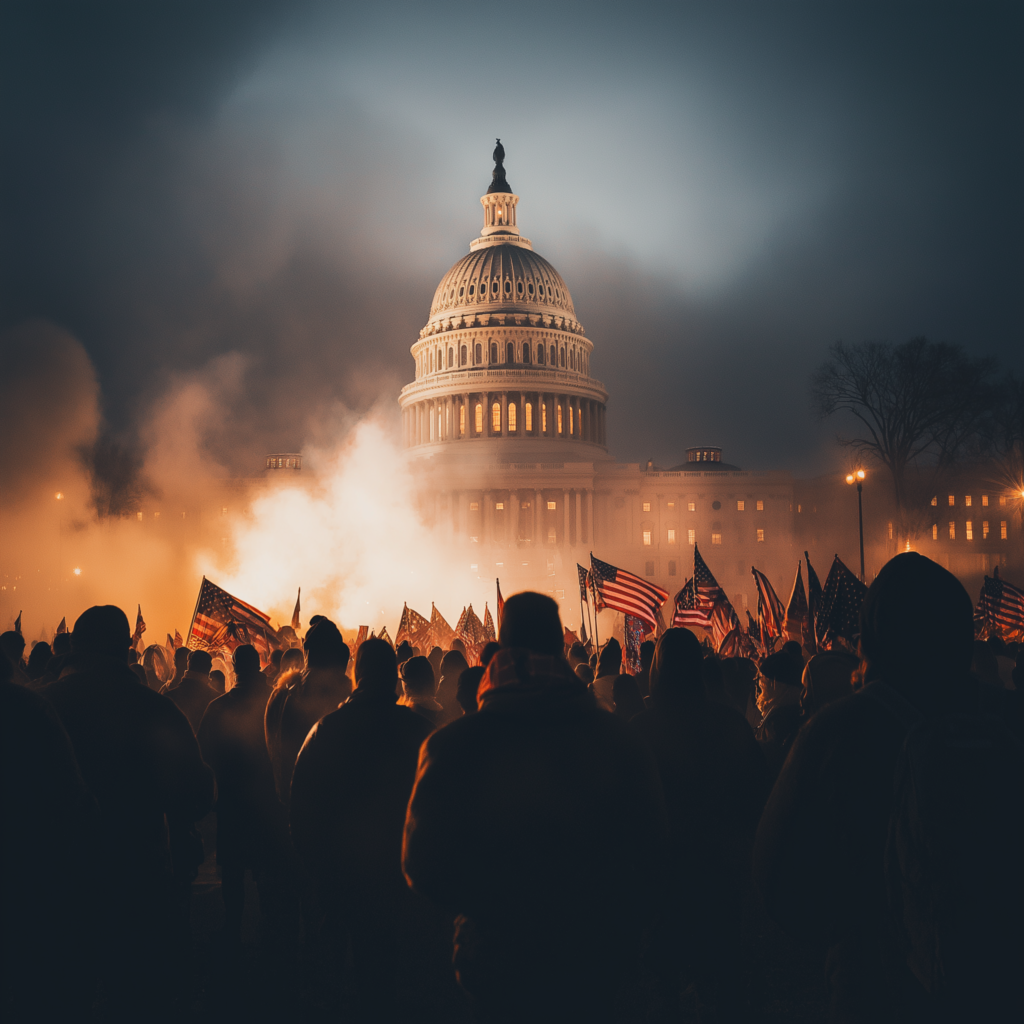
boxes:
[811,337,994,544]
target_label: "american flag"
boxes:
[784,563,809,645]
[672,577,707,630]
[624,614,647,673]
[483,603,496,642]
[751,567,786,643]
[187,577,278,655]
[456,604,490,646]
[577,563,591,604]
[805,551,823,654]
[132,604,146,647]
[496,579,505,632]
[816,555,867,649]
[709,595,741,649]
[977,569,1024,638]
[396,603,432,649]
[173,629,183,649]
[429,603,455,650]
[590,554,669,632]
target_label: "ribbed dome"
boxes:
[427,244,576,327]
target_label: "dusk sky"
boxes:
[3,0,1022,487]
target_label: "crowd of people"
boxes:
[2,552,1022,1023]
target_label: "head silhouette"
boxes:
[640,639,656,671]
[232,644,261,680]
[860,552,973,691]
[188,649,213,674]
[0,631,26,664]
[440,649,469,680]
[303,618,349,670]
[598,638,622,677]
[456,666,485,714]
[499,592,563,658]
[401,656,436,697]
[71,606,131,661]
[480,640,501,667]
[355,637,398,694]
[52,632,72,657]
[650,628,704,708]
[27,641,52,678]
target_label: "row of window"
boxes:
[640,528,766,546]
[443,279,563,302]
[639,499,766,513]
[932,494,1008,507]
[424,396,591,441]
[932,521,1009,541]
[419,340,587,375]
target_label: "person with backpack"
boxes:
[754,552,1023,1023]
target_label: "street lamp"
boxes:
[845,469,866,581]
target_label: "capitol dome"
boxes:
[400,141,608,459]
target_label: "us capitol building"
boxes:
[395,143,797,615]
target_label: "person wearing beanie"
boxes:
[754,553,1023,1022]
[403,592,668,1024]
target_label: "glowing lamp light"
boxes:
[55,492,64,500]
[845,474,854,485]
[857,469,866,480]
[73,567,82,576]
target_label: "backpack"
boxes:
[872,683,1024,1016]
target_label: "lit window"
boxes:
[688,502,696,512]
[667,501,675,509]
[668,529,676,543]
[1001,521,1008,539]
[643,530,652,546]
[735,500,744,511]
[949,522,955,540]
[932,524,938,540]
[757,529,765,543]
[948,495,955,506]
[645,561,655,576]
[797,505,802,513]
[965,495,972,507]
[557,405,563,433]
[541,404,547,432]
[495,502,504,510]
[460,405,466,435]
[888,522,893,540]
[508,402,517,432]
[137,511,143,521]
[930,496,937,506]
[966,520,973,540]
[711,533,722,545]
[548,527,556,543]
[668,560,677,576]
[643,502,651,512]
[470,502,479,512]
[569,406,574,434]
[547,501,556,510]
[492,403,501,432]
[982,494,989,506]
[687,529,696,545]
[756,500,764,511]
[525,403,533,431]
[475,403,483,433]
[983,521,989,538]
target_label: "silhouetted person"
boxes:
[142,643,171,691]
[799,649,857,720]
[400,654,443,726]
[636,638,656,698]
[265,646,284,686]
[167,648,219,733]
[755,553,1023,1023]
[2,652,96,1017]
[403,593,667,1024]
[436,649,468,725]
[52,630,72,658]
[198,644,293,947]
[755,651,804,776]
[720,656,760,725]
[612,672,645,720]
[455,665,485,715]
[265,618,350,804]
[427,645,444,681]
[781,638,805,671]
[26,639,52,681]
[168,645,189,690]
[43,605,213,1012]
[479,640,500,668]
[290,638,434,1021]
[593,637,622,711]
[632,628,770,1018]
[210,668,226,693]
[0,631,28,686]
[395,639,415,665]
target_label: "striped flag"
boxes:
[977,568,1024,638]
[672,577,707,630]
[290,588,301,631]
[590,554,669,632]
[186,577,278,656]
[496,579,505,632]
[693,544,723,611]
[751,567,786,647]
[482,603,496,642]
[429,603,455,650]
[816,555,867,649]
[132,604,146,649]
[577,564,591,604]
[396,603,432,649]
[173,629,183,649]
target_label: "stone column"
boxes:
[575,489,583,546]
[508,491,518,548]
[584,489,593,546]
[500,393,508,437]
[563,490,571,548]
[482,490,490,546]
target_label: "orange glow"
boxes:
[73,567,82,576]
[55,492,64,500]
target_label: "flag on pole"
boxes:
[751,567,786,646]
[132,604,146,649]
[482,603,496,642]
[785,563,809,646]
[429,603,455,650]
[672,578,708,630]
[290,588,301,631]
[174,629,183,649]
[457,605,489,646]
[805,552,823,654]
[165,633,176,662]
[623,614,647,673]
[816,555,867,648]
[708,593,741,649]
[590,554,668,632]
[186,578,278,658]
[377,625,394,648]
[577,564,591,604]
[745,609,763,652]
[14,611,22,635]
[496,580,505,632]
[977,568,1024,638]
[396,603,432,649]
[55,616,67,635]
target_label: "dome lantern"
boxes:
[476,138,527,248]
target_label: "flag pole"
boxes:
[186,577,205,649]
[579,577,590,647]
[589,553,601,651]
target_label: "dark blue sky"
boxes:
[2,0,1021,478]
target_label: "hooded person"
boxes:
[754,552,1023,1024]
[290,638,435,1020]
[631,628,770,1017]
[264,618,350,804]
[42,606,213,1010]
[402,593,668,1024]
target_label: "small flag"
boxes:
[590,554,669,632]
[55,616,67,635]
[563,626,580,649]
[708,593,741,649]
[977,567,1024,639]
[496,579,505,631]
[456,605,489,646]
[174,629,183,648]
[396,603,432,649]
[805,552,823,654]
[355,625,369,649]
[132,605,146,647]
[785,563,809,646]
[429,603,455,650]
[165,633,176,660]
[186,578,279,659]
[291,588,301,631]
[577,564,591,604]
[746,609,763,651]
[751,567,786,645]
[377,625,394,648]
[623,614,646,673]
[482,603,496,642]
[14,610,22,635]
[816,555,867,648]
[672,578,707,630]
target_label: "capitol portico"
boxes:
[399,143,799,618]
